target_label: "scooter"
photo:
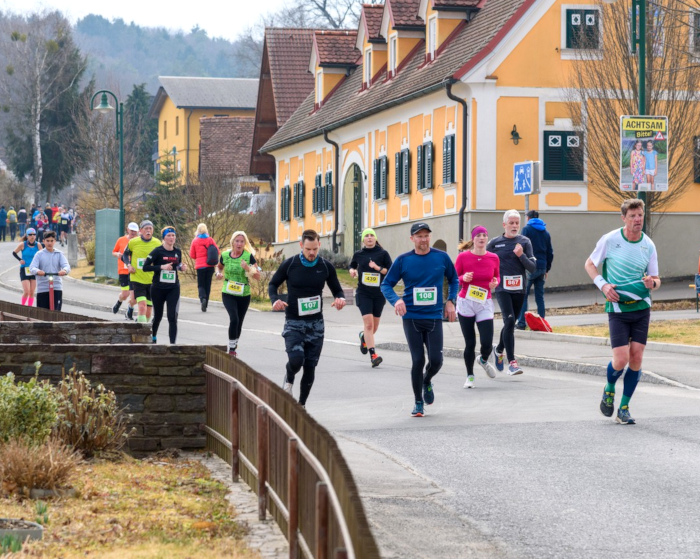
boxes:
[48,274,55,311]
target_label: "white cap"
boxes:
[127,222,139,232]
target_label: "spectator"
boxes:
[44,203,53,230]
[189,223,219,312]
[517,210,554,329]
[7,206,17,241]
[17,206,27,237]
[0,205,7,242]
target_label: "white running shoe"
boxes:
[478,356,497,379]
[463,375,475,389]
[282,375,293,396]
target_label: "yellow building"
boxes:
[149,77,258,183]
[261,0,700,286]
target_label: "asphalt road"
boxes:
[1,242,699,558]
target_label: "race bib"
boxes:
[414,287,437,306]
[136,257,146,270]
[224,280,245,295]
[466,285,488,303]
[25,267,32,276]
[298,295,321,316]
[160,270,176,283]
[503,275,523,291]
[362,272,381,287]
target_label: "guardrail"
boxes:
[204,347,379,559]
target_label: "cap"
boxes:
[26,228,36,235]
[410,222,432,235]
[127,222,139,232]
[527,210,539,219]
[140,220,154,229]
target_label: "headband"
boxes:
[162,227,176,237]
[471,226,488,239]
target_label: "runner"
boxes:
[349,228,392,368]
[143,226,187,344]
[486,210,536,376]
[268,229,346,408]
[123,220,162,324]
[584,198,659,425]
[215,230,261,357]
[12,228,42,306]
[29,230,70,311]
[380,223,459,417]
[454,225,500,388]
[111,222,139,318]
[59,207,71,246]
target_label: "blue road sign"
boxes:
[514,161,534,195]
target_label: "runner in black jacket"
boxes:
[268,229,346,407]
[349,228,392,367]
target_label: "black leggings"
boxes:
[458,315,494,376]
[151,285,180,343]
[402,319,444,402]
[222,293,251,341]
[197,267,215,301]
[494,292,525,362]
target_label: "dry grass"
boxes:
[556,319,700,346]
[0,454,257,559]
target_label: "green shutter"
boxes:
[380,156,387,199]
[544,131,583,181]
[395,152,401,195]
[326,172,333,211]
[417,145,423,190]
[425,142,433,189]
[298,181,304,218]
[443,136,449,183]
[402,149,410,194]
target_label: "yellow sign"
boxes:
[622,118,667,132]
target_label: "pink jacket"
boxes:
[189,235,219,269]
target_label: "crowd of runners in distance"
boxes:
[8,198,658,424]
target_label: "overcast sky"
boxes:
[0,0,291,41]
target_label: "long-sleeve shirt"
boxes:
[454,251,500,300]
[486,234,536,294]
[350,245,393,297]
[381,248,459,319]
[29,249,71,293]
[268,255,345,320]
[143,246,183,289]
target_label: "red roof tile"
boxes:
[200,117,255,177]
[315,30,360,66]
[433,0,483,8]
[363,4,385,42]
[388,0,424,28]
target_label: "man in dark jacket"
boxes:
[517,210,554,329]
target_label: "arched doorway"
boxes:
[342,164,363,257]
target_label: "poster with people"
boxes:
[619,115,668,192]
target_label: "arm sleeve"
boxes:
[546,234,554,272]
[325,262,345,299]
[380,257,401,306]
[142,249,159,272]
[61,253,71,273]
[268,258,291,303]
[122,243,132,265]
[12,250,22,262]
[520,239,537,273]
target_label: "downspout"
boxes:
[323,129,341,253]
[186,109,194,181]
[445,81,469,243]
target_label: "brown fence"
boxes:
[204,347,379,559]
[0,300,103,322]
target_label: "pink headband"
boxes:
[471,226,488,239]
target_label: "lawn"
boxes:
[555,319,700,346]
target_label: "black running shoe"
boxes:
[600,390,615,417]
[371,354,383,368]
[112,300,122,314]
[423,380,435,405]
[125,306,134,321]
[359,331,368,355]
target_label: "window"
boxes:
[175,116,179,136]
[163,120,167,139]
[316,72,323,105]
[442,135,456,184]
[364,49,372,86]
[543,131,583,181]
[373,156,388,200]
[395,149,410,195]
[565,8,600,49]
[416,141,434,190]
[389,36,397,75]
[692,12,700,55]
[694,136,700,183]
[428,17,437,60]
[313,173,333,212]
[280,185,291,222]
[293,181,305,218]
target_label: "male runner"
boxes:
[112,222,139,318]
[268,229,346,408]
[585,198,659,425]
[381,223,459,417]
[29,231,70,311]
[123,220,161,323]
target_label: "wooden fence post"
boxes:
[288,437,299,559]
[315,482,329,560]
[231,381,239,481]
[257,405,269,521]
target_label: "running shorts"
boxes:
[356,291,386,317]
[132,281,153,306]
[456,296,494,322]
[118,273,131,290]
[19,267,36,281]
[608,308,651,348]
[282,317,325,368]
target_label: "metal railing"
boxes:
[204,347,379,559]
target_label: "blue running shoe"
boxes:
[600,390,615,417]
[151,336,157,344]
[411,401,424,417]
[616,406,636,425]
[423,380,434,405]
[493,345,505,372]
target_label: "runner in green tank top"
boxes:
[123,220,162,323]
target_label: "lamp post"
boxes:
[90,90,124,232]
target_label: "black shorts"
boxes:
[19,267,36,281]
[132,281,152,306]
[118,274,131,290]
[356,291,386,317]
[282,317,325,367]
[608,308,651,348]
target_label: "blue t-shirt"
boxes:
[381,248,459,319]
[643,150,657,170]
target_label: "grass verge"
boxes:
[555,319,700,346]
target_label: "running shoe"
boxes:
[151,336,157,344]
[228,350,237,358]
[423,380,435,405]
[478,356,497,379]
[371,354,383,368]
[359,331,368,355]
[125,306,134,321]
[464,375,475,389]
[411,401,424,417]
[493,345,505,372]
[600,390,615,417]
[616,406,636,425]
[507,360,523,376]
[282,375,293,396]
[112,300,122,314]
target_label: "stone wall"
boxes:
[2,344,207,454]
[0,321,152,344]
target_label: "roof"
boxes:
[388,0,425,28]
[363,4,385,42]
[265,28,316,126]
[434,0,483,8]
[262,0,530,153]
[148,77,259,119]
[315,30,360,67]
[199,117,255,177]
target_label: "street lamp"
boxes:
[90,90,124,232]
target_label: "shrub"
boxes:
[52,366,131,457]
[0,373,59,445]
[319,248,350,270]
[0,437,81,493]
[249,247,286,302]
[83,240,96,265]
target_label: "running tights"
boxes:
[222,293,251,341]
[495,292,525,363]
[285,360,316,406]
[458,315,494,376]
[151,285,180,343]
[402,319,444,402]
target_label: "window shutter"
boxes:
[694,137,700,183]
[280,188,285,221]
[395,152,401,195]
[373,159,379,200]
[402,149,410,194]
[326,171,333,211]
[443,136,448,183]
[298,181,304,218]
[449,136,455,182]
[544,131,583,181]
[425,142,433,189]
[583,10,599,49]
[380,156,387,199]
[417,144,423,190]
[563,133,583,181]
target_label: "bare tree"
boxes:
[566,0,700,231]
